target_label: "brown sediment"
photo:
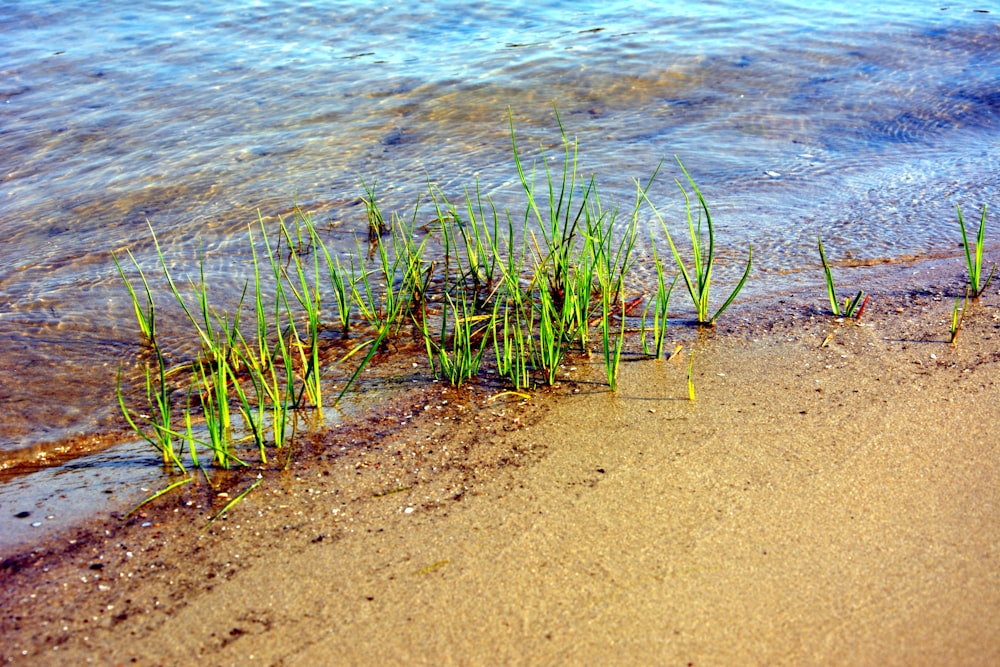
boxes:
[761,249,965,276]
[0,430,133,478]
[1,259,998,665]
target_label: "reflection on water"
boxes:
[1,0,998,464]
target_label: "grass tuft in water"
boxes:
[420,290,492,387]
[643,158,751,325]
[361,178,389,242]
[277,211,325,419]
[112,248,157,345]
[116,348,185,473]
[113,111,764,477]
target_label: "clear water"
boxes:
[1,0,998,463]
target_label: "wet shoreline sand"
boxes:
[2,256,998,665]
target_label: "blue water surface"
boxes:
[0,0,997,458]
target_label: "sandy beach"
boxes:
[2,258,999,666]
[4,3,1000,665]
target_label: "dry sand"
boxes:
[2,260,999,666]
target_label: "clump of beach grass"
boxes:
[420,289,492,387]
[598,291,627,391]
[113,110,755,482]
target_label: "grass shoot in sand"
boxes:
[957,203,996,298]
[818,236,867,319]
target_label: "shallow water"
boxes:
[1,1,998,465]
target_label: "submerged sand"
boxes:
[2,259,999,665]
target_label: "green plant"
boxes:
[641,237,677,358]
[511,108,590,303]
[643,158,752,325]
[258,218,303,361]
[420,290,492,387]
[115,112,759,481]
[301,210,358,336]
[278,214,324,418]
[950,287,970,345]
[244,224,293,452]
[488,206,533,389]
[115,349,184,473]
[575,191,620,350]
[493,298,531,390]
[600,291,627,391]
[444,182,501,291]
[336,219,423,404]
[325,251,357,335]
[567,258,596,351]
[227,342,265,461]
[686,349,696,402]
[591,168,661,307]
[818,236,866,318]
[361,178,389,242]
[532,272,571,386]
[111,248,156,345]
[194,355,245,470]
[351,227,412,348]
[958,203,996,298]
[207,478,263,524]
[124,476,193,518]
[146,224,242,370]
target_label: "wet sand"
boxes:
[2,259,999,665]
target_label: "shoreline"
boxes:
[0,246,974,480]
[2,255,999,664]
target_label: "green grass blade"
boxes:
[111,248,156,343]
[206,478,263,524]
[686,349,696,402]
[709,243,752,324]
[818,236,842,316]
[123,476,193,518]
